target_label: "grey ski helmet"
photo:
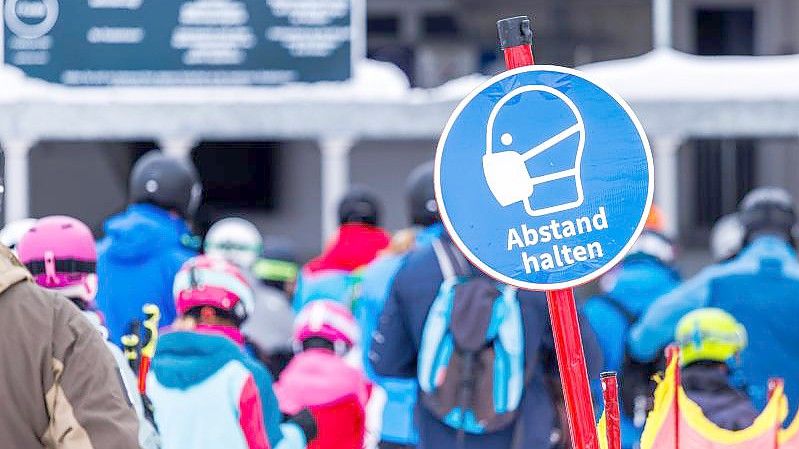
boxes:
[738,187,796,244]
[129,151,202,219]
[406,161,439,227]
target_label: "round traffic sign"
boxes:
[435,65,653,290]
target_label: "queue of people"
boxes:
[2,149,799,449]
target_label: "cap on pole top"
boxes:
[497,16,533,49]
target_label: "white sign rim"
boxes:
[434,64,655,291]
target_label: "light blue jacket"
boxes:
[630,236,799,415]
[96,204,197,345]
[356,224,442,445]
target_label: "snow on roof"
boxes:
[580,48,799,102]
[4,49,799,106]
[0,58,412,104]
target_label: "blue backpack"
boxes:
[418,240,526,436]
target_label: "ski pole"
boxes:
[138,303,160,394]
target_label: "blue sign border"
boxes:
[434,65,654,291]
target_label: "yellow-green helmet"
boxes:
[675,308,747,367]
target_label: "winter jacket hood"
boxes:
[274,349,371,415]
[96,203,197,344]
[101,203,192,262]
[152,330,246,389]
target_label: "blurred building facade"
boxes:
[4,0,799,267]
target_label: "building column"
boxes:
[2,140,34,224]
[319,138,354,244]
[159,137,197,160]
[653,0,673,49]
[654,136,682,237]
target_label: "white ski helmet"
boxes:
[0,218,37,254]
[204,217,263,269]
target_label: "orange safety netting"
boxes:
[638,356,799,449]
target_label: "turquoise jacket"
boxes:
[148,331,306,449]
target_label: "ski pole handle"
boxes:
[121,334,140,363]
[138,303,161,394]
[121,319,142,373]
[140,304,160,359]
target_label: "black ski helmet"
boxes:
[738,186,796,244]
[338,186,381,226]
[129,151,202,219]
[406,161,439,227]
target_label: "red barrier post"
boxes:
[601,372,622,449]
[497,16,599,449]
[496,16,598,449]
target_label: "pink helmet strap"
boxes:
[44,250,57,285]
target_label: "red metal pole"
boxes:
[497,16,599,449]
[601,372,622,449]
[665,346,680,449]
[546,288,600,449]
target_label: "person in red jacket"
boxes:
[294,187,390,310]
[306,187,390,274]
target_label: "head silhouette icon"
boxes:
[482,85,586,217]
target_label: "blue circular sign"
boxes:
[435,66,653,290]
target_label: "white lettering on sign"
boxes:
[507,207,609,273]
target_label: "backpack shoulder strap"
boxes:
[432,239,469,281]
[597,294,637,326]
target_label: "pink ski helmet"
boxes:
[294,300,359,351]
[173,255,254,324]
[17,216,98,305]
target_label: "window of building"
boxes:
[367,15,400,37]
[423,14,459,37]
[191,141,280,210]
[683,138,756,244]
[695,8,755,55]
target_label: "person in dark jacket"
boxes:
[675,308,757,431]
[370,234,602,449]
[97,151,202,345]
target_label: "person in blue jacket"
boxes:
[97,151,202,345]
[370,233,602,449]
[582,224,680,449]
[630,187,799,416]
[358,162,443,449]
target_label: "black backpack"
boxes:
[597,295,664,429]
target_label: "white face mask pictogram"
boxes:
[482,85,586,217]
